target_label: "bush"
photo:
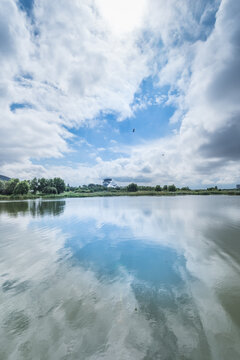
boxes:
[87,184,105,192]
[181,187,190,191]
[155,185,162,191]
[168,184,176,192]
[0,180,5,194]
[207,186,218,191]
[43,186,57,194]
[126,183,138,192]
[14,181,30,195]
[138,186,154,191]
[4,178,19,195]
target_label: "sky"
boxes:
[0,0,240,187]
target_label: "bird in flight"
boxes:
[132,128,135,133]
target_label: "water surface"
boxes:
[0,196,240,359]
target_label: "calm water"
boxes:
[0,196,240,360]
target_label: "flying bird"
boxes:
[132,128,135,133]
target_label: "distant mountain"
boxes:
[0,175,11,181]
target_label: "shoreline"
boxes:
[1,190,240,201]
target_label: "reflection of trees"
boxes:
[0,200,66,217]
[0,202,28,217]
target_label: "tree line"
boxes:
[0,179,190,196]
[0,177,66,195]
[0,178,229,196]
[125,183,188,192]
[66,183,189,193]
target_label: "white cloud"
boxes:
[0,0,150,168]
[91,0,240,186]
[95,0,147,36]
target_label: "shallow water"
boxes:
[0,196,240,359]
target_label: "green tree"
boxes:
[207,186,218,191]
[5,178,19,195]
[138,185,154,191]
[38,178,48,192]
[47,178,54,187]
[0,180,5,194]
[127,183,138,192]
[181,187,190,191]
[168,184,176,192]
[87,183,105,192]
[14,181,30,195]
[30,177,38,194]
[155,185,162,191]
[53,177,65,194]
[163,185,168,191]
[43,186,57,194]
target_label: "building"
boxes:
[103,178,112,187]
[103,178,118,188]
[236,185,240,189]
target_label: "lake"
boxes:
[0,196,240,359]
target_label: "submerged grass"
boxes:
[0,190,240,201]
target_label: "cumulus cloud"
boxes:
[93,0,240,186]
[177,0,240,179]
[0,0,150,167]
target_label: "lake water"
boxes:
[0,196,240,360]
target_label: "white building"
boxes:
[103,178,118,188]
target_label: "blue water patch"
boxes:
[64,221,185,289]
[27,205,186,289]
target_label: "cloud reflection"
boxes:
[0,196,240,359]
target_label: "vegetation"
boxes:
[0,177,240,200]
[207,186,218,191]
[43,186,57,194]
[0,177,65,196]
[30,177,38,194]
[168,184,176,192]
[4,178,20,195]
[14,180,29,195]
[34,177,65,194]
[126,183,138,192]
[0,180,5,194]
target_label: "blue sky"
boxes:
[0,0,240,187]
[18,0,33,15]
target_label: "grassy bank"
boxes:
[0,189,240,201]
